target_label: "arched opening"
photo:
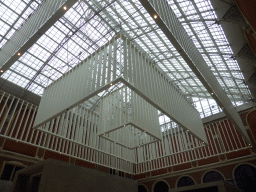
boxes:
[154,181,169,192]
[203,171,224,183]
[138,185,147,192]
[177,176,195,188]
[234,164,256,192]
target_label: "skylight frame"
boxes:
[168,0,251,107]
[0,0,252,119]
[0,0,43,49]
[100,0,208,98]
[2,1,116,95]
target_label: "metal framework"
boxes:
[98,87,161,149]
[0,91,251,174]
[138,0,249,143]
[34,34,207,144]
[0,1,254,175]
[0,0,252,119]
[0,0,77,73]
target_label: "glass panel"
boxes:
[0,164,15,181]
[1,0,253,119]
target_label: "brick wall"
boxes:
[236,0,256,31]
[3,139,37,157]
[137,109,256,191]
[236,0,256,55]
[139,159,256,191]
[247,110,256,140]
[1,101,256,189]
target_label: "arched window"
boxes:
[235,164,256,192]
[177,176,195,188]
[154,181,169,192]
[138,185,147,192]
[203,171,224,183]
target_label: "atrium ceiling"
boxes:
[0,0,254,123]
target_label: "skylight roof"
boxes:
[1,0,252,118]
[168,0,251,108]
[0,0,43,48]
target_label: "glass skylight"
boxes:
[1,0,252,119]
[0,0,43,48]
[168,0,251,110]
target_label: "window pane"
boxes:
[0,164,15,181]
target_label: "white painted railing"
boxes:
[34,34,206,144]
[0,91,251,174]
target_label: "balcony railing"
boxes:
[0,91,252,174]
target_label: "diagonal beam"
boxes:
[139,0,251,143]
[0,0,77,73]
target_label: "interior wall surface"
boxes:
[138,158,256,192]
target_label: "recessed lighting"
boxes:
[211,92,214,95]
[110,83,113,86]
[0,70,3,73]
[17,52,21,56]
[153,15,158,19]
[63,6,67,10]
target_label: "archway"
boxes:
[177,176,195,188]
[138,185,147,192]
[203,170,224,183]
[234,164,256,192]
[154,181,169,192]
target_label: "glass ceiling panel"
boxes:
[167,0,251,109]
[0,0,253,119]
[2,1,115,94]
[0,0,43,48]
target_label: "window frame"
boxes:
[202,170,225,184]
[0,161,26,181]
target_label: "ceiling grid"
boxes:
[0,0,253,122]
